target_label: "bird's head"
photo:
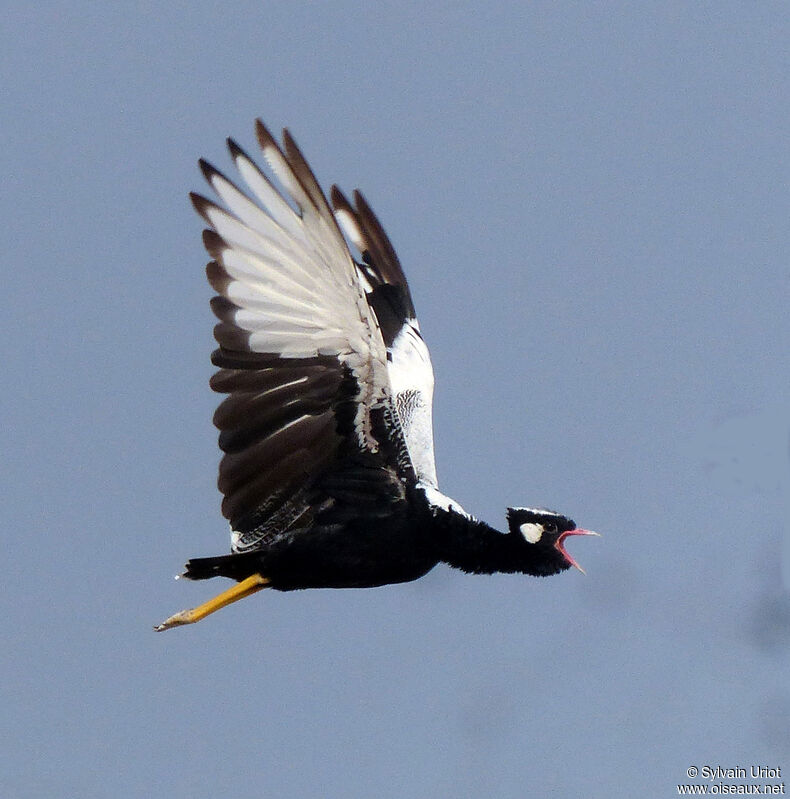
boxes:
[506,507,600,575]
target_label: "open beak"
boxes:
[555,528,601,574]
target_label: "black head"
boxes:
[506,507,599,575]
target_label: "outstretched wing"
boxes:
[193,121,408,551]
[331,188,439,488]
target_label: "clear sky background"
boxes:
[3,3,788,797]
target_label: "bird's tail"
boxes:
[181,552,264,582]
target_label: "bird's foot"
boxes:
[154,572,270,631]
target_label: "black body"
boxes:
[183,483,574,590]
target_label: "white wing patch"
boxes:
[388,319,438,487]
[420,485,470,518]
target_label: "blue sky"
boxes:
[3,3,788,797]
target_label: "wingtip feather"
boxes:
[190,191,213,222]
[255,118,278,152]
[330,184,351,211]
[198,158,215,182]
[226,137,243,159]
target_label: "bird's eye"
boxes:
[544,523,557,534]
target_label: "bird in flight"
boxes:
[155,120,599,631]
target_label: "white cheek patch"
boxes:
[519,522,544,544]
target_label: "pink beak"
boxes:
[555,528,601,574]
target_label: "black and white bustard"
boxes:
[155,120,598,631]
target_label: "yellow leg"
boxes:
[154,573,270,632]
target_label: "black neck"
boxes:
[427,506,566,578]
